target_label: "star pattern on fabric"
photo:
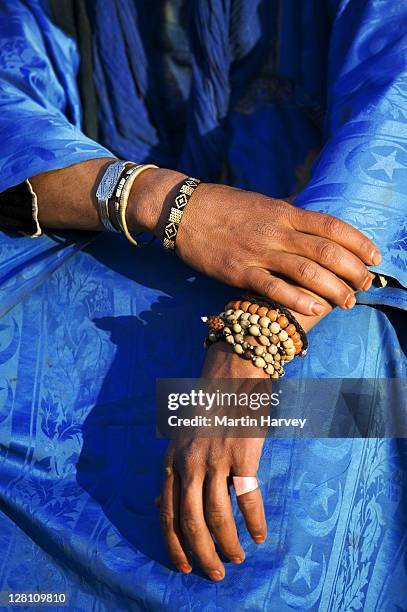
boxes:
[309,481,336,515]
[368,150,404,179]
[293,545,319,588]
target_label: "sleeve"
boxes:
[0,0,114,195]
[293,0,407,309]
[0,180,41,237]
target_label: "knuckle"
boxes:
[263,277,281,300]
[180,515,201,536]
[206,506,227,531]
[298,260,318,283]
[160,510,175,533]
[316,240,339,265]
[323,215,344,238]
[255,222,281,242]
[238,494,259,511]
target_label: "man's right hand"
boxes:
[133,169,380,316]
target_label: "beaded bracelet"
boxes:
[202,297,308,379]
[163,177,201,251]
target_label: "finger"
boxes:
[205,472,245,564]
[235,486,267,544]
[288,232,373,298]
[160,467,191,573]
[269,252,359,309]
[292,209,381,266]
[180,478,225,581]
[246,267,328,316]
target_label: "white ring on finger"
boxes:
[232,476,258,497]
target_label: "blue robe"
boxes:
[0,1,406,609]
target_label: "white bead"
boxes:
[235,309,244,318]
[233,323,242,333]
[285,347,296,356]
[265,364,274,375]
[268,344,278,355]
[278,330,289,342]
[240,312,251,321]
[259,316,271,328]
[249,325,260,336]
[254,346,265,356]
[234,344,244,354]
[264,353,274,364]
[259,335,270,346]
[226,335,235,344]
[234,333,244,343]
[249,314,260,324]
[270,322,281,334]
[255,357,266,368]
[283,338,294,349]
[241,320,250,329]
[225,309,234,316]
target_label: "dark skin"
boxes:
[29,159,380,580]
[32,160,379,315]
[159,294,327,580]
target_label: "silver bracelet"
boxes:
[95,160,133,232]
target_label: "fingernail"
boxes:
[311,302,325,316]
[370,249,382,266]
[253,535,265,544]
[345,294,356,309]
[179,564,192,573]
[361,276,372,291]
[230,557,244,565]
[209,570,224,581]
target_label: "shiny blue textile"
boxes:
[0,1,406,610]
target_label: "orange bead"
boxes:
[277,316,289,329]
[231,300,241,310]
[291,332,300,343]
[257,306,269,317]
[294,339,303,348]
[225,301,234,310]
[248,303,259,314]
[295,346,301,355]
[286,324,296,336]
[267,309,278,321]
[241,301,251,312]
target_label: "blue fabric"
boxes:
[0,1,406,610]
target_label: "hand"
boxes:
[132,169,380,316]
[159,285,329,580]
[159,340,275,581]
[177,183,379,315]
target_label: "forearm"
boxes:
[30,159,183,236]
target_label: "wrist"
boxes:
[126,167,187,237]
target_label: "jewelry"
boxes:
[163,177,201,251]
[113,163,158,246]
[232,476,259,497]
[95,160,133,232]
[202,297,308,379]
